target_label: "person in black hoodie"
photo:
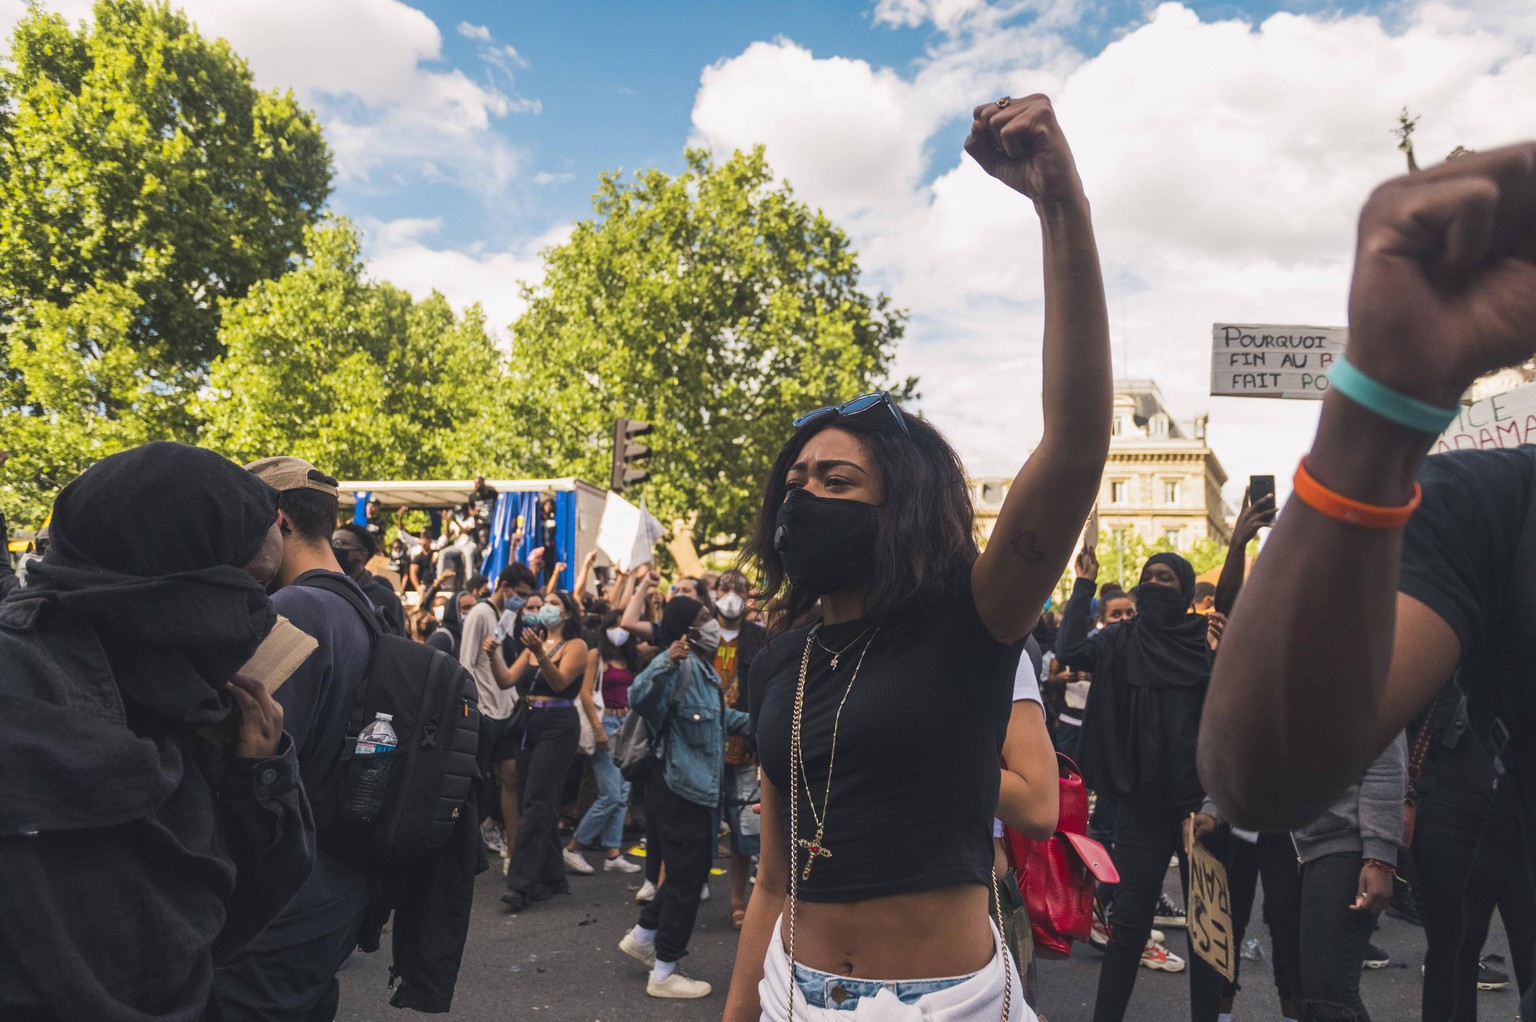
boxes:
[1056,549,1223,1022]
[0,441,313,1022]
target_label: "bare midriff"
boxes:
[778,882,993,979]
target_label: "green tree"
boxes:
[506,147,912,551]
[1048,530,1236,606]
[201,219,508,481]
[0,0,331,525]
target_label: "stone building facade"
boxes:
[972,379,1233,550]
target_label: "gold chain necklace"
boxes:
[791,625,877,882]
[785,623,1015,1022]
[813,624,874,671]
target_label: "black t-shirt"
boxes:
[749,566,1024,903]
[1399,446,1536,847]
[470,485,498,528]
[411,550,436,590]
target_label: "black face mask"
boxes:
[331,545,367,577]
[774,488,880,597]
[1130,582,1190,627]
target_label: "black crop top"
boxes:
[523,638,580,698]
[749,566,1024,903]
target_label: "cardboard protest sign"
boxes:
[1187,837,1237,982]
[1210,324,1347,400]
[1434,381,1536,454]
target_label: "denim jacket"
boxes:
[629,650,752,808]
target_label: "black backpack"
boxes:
[297,575,482,864]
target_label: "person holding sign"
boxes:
[1055,548,1224,1022]
[1190,736,1404,1022]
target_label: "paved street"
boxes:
[337,849,1522,1021]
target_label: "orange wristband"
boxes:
[1293,459,1422,530]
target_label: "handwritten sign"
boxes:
[1210,324,1348,399]
[1187,838,1236,982]
[1434,381,1536,454]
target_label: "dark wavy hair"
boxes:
[741,408,977,635]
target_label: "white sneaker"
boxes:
[604,855,642,874]
[635,880,658,903]
[699,883,710,901]
[562,848,595,875]
[647,972,712,999]
[480,819,506,856]
[1141,939,1186,973]
[619,932,657,967]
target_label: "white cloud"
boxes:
[533,171,575,186]
[690,1,1536,500]
[1,1,539,196]
[361,219,574,341]
[457,21,490,40]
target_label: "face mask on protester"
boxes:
[690,618,723,658]
[537,603,564,629]
[504,593,526,614]
[715,591,745,620]
[774,488,880,597]
[331,545,367,576]
[432,604,446,622]
[605,627,631,647]
[1130,582,1189,627]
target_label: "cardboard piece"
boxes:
[1187,836,1237,982]
[237,616,317,696]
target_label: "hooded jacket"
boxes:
[0,442,314,1022]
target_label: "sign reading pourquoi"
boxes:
[1210,324,1348,399]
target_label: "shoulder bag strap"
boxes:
[653,658,697,750]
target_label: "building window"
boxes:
[1164,528,1182,547]
[1110,480,1127,504]
[1111,417,1124,437]
[980,482,1003,506]
[1150,413,1169,437]
[1163,480,1180,504]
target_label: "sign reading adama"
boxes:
[1210,324,1348,400]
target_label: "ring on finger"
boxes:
[995,96,1011,108]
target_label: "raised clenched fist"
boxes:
[964,94,1086,210]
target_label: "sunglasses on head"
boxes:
[792,391,911,439]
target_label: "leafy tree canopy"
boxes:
[201,219,508,481]
[0,0,330,524]
[504,147,913,552]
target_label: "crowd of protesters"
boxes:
[4,95,1536,1022]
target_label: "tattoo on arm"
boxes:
[1008,528,1045,563]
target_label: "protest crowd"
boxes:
[3,94,1536,1022]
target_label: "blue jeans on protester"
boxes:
[573,712,630,850]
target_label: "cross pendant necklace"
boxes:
[798,833,832,880]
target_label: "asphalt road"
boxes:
[336,851,1520,1021]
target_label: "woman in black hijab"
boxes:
[0,441,314,1022]
[1056,549,1223,1022]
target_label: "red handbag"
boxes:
[1001,753,1120,959]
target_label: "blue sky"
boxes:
[338,0,1390,260]
[4,0,1530,495]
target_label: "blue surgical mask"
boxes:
[537,604,564,629]
[505,594,527,614]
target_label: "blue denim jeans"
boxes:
[573,712,630,850]
[792,961,975,1011]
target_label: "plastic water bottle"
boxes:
[345,713,398,823]
[1241,936,1263,961]
[355,712,398,755]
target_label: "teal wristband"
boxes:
[1327,359,1458,434]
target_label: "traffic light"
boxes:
[611,418,653,493]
